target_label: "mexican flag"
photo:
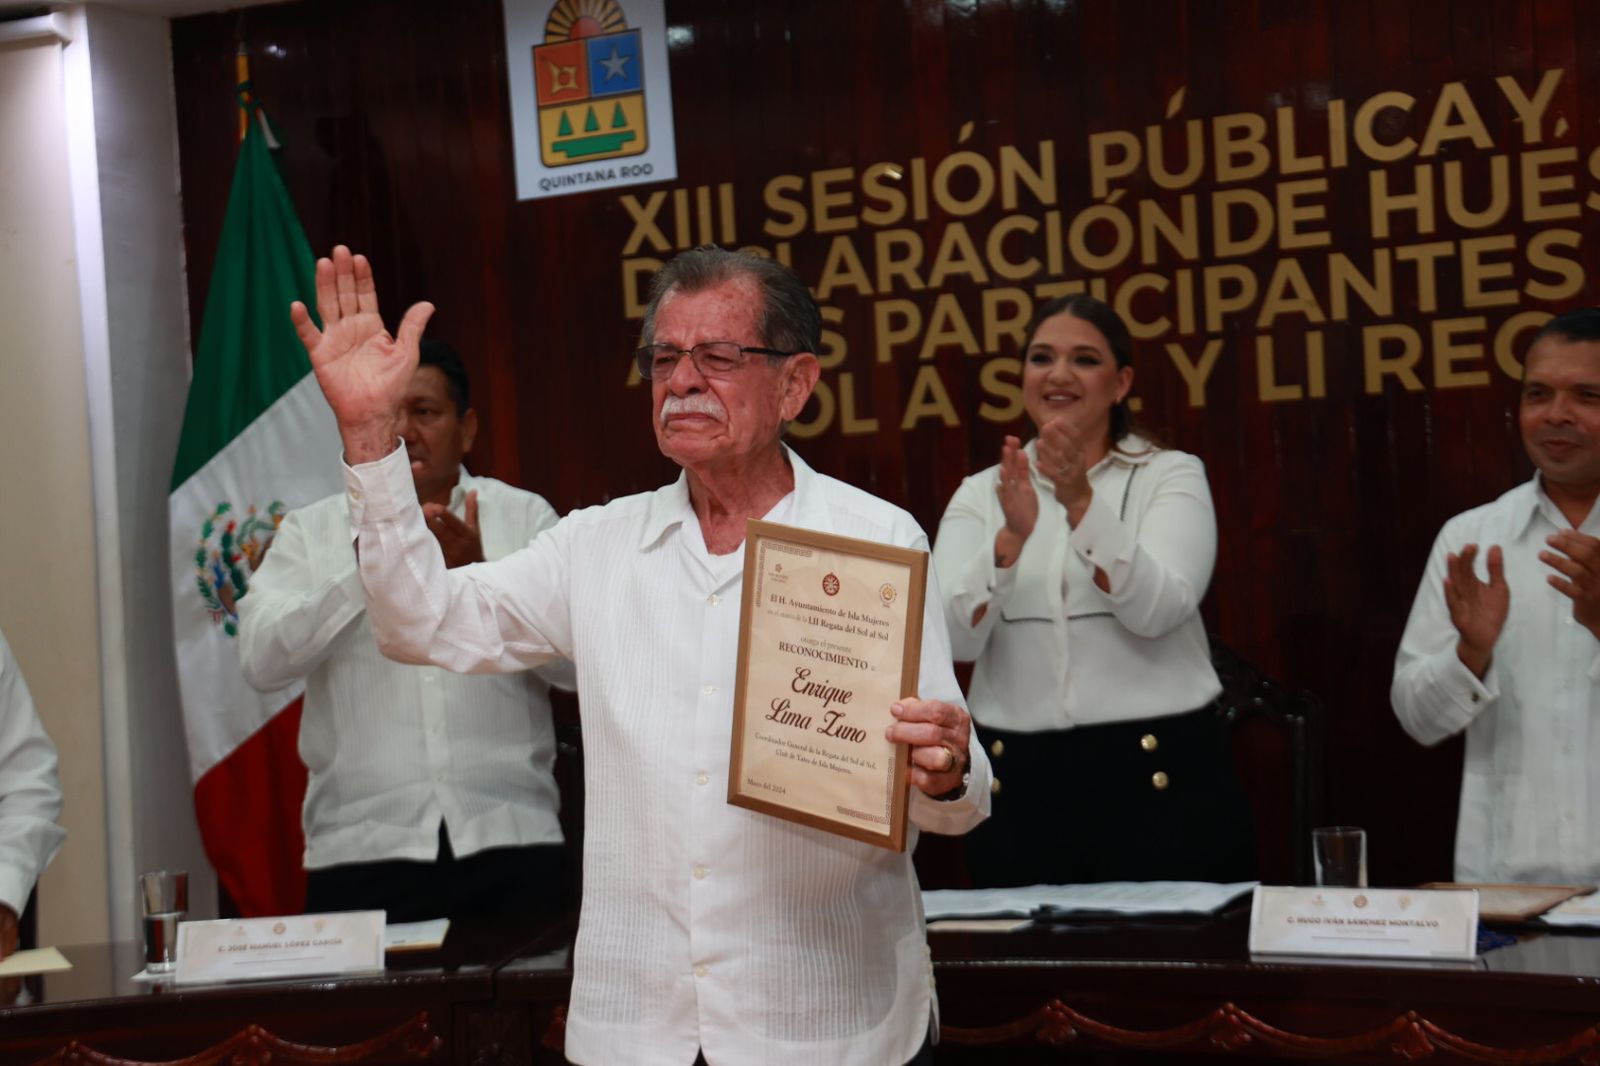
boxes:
[168,97,341,917]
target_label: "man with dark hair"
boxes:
[238,340,568,920]
[1394,307,1600,882]
[290,244,989,1065]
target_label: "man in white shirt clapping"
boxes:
[1393,308,1600,883]
[239,340,569,921]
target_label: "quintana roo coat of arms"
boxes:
[193,501,285,637]
[534,0,649,166]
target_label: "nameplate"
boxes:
[174,910,385,985]
[1248,886,1479,960]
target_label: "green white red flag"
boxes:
[168,94,341,916]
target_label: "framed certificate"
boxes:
[728,519,927,851]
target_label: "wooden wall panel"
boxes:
[171,0,1600,888]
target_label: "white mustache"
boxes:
[660,393,727,424]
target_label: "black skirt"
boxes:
[964,706,1255,887]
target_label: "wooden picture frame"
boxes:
[727,519,927,851]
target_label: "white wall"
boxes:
[72,3,216,932]
[0,24,112,946]
[0,4,213,949]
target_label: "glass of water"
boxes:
[138,870,188,975]
[1312,827,1367,888]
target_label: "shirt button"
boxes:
[990,778,1002,796]
[696,773,709,786]
[708,593,721,606]
[693,865,707,880]
[990,739,1005,758]
[703,684,717,695]
[694,965,709,978]
[1140,734,1158,752]
[349,489,363,502]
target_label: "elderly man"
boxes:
[290,244,989,1066]
[1393,307,1600,883]
[239,340,568,921]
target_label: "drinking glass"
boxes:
[138,870,188,975]
[1312,826,1367,888]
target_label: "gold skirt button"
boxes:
[1139,733,1158,752]
[990,777,1003,796]
[1151,771,1170,790]
[990,739,1005,758]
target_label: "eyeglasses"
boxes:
[633,341,797,382]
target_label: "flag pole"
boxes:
[236,46,250,143]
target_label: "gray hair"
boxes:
[639,245,822,355]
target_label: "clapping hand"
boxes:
[1542,530,1600,642]
[990,436,1037,572]
[289,246,434,464]
[1445,543,1508,679]
[423,490,486,569]
[1034,416,1093,525]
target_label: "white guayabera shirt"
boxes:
[344,444,990,1066]
[1393,475,1600,883]
[0,628,65,917]
[238,469,567,867]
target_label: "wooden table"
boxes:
[932,906,1600,1062]
[9,907,1600,1064]
[0,913,563,1066]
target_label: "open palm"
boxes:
[1444,544,1508,677]
[290,245,434,460]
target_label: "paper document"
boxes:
[1538,891,1600,927]
[926,918,1032,933]
[1422,882,1592,922]
[923,881,1256,921]
[0,947,71,977]
[384,918,450,952]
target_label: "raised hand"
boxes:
[1445,543,1509,679]
[289,245,435,464]
[422,490,485,569]
[1035,416,1094,525]
[1543,530,1600,642]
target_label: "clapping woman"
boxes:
[932,295,1252,886]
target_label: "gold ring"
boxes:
[937,746,957,773]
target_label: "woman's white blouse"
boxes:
[933,435,1222,732]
